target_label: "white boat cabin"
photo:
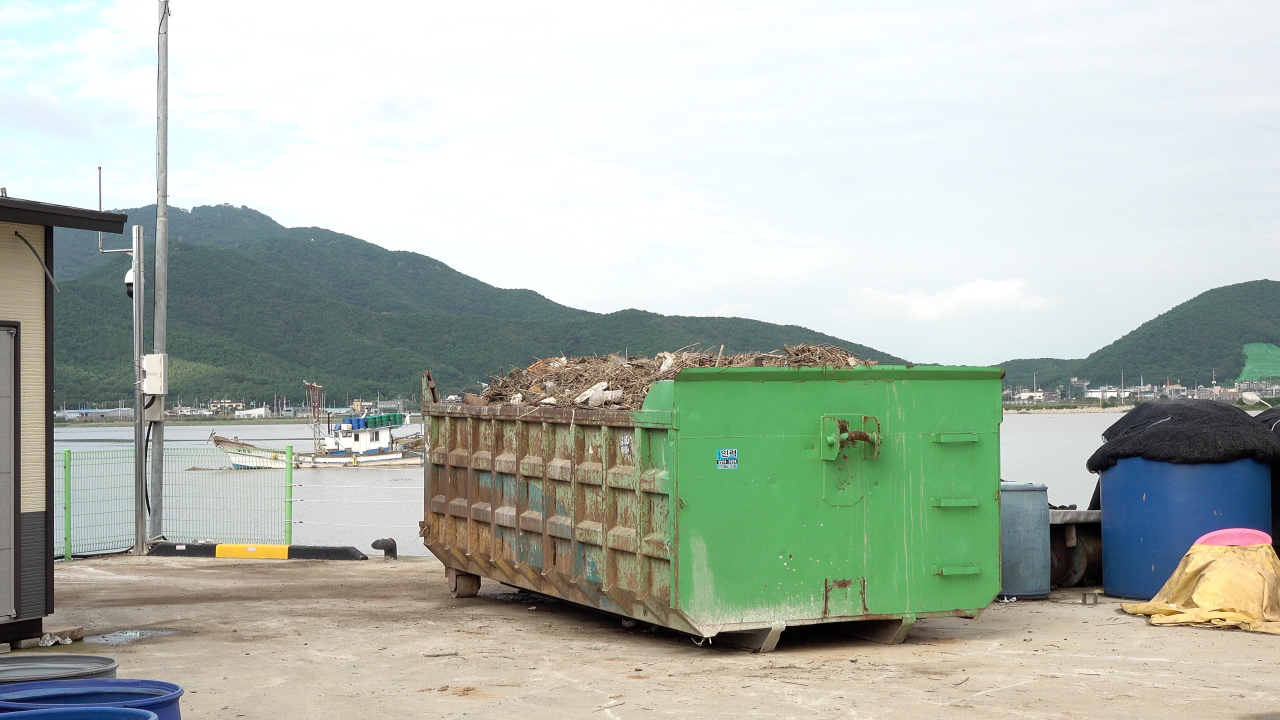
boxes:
[324,420,396,455]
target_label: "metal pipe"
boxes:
[132,225,147,555]
[62,449,71,562]
[284,446,293,546]
[149,0,171,542]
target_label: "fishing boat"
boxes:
[210,434,295,469]
[211,382,424,468]
[211,426,423,468]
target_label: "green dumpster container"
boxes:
[420,365,1003,651]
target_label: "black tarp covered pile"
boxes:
[1086,400,1280,473]
[1258,407,1280,434]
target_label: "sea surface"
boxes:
[54,413,1124,556]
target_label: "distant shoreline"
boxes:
[1004,407,1128,414]
[1005,402,1270,415]
[54,416,422,428]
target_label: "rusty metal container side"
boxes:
[419,379,689,631]
[421,365,1004,645]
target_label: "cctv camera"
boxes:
[124,267,134,299]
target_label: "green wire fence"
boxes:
[54,447,290,558]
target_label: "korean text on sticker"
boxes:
[716,448,738,470]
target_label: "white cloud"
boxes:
[4,1,1280,363]
[850,279,1050,322]
[0,1,55,24]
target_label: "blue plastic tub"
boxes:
[1101,456,1272,599]
[2,709,157,719]
[0,681,182,720]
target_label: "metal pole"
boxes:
[62,449,71,562]
[132,225,147,554]
[284,445,293,546]
[150,0,171,542]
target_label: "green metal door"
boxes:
[857,377,1001,615]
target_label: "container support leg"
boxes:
[843,614,916,645]
[719,621,786,653]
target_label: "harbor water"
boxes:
[54,422,430,557]
[53,411,1121,558]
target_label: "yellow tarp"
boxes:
[1121,544,1280,634]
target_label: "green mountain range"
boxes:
[1000,280,1280,391]
[54,205,905,407]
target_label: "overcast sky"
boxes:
[3,1,1278,364]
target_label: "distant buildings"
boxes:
[1003,374,1273,406]
[58,407,134,421]
[1238,380,1280,395]
[56,395,417,422]
[166,405,213,418]
[209,400,245,413]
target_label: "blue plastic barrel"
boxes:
[2,709,157,719]
[0,680,182,720]
[1101,457,1272,600]
[999,482,1051,598]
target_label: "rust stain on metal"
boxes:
[834,419,875,446]
[822,578,854,617]
[421,369,440,404]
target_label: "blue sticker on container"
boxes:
[716,448,738,470]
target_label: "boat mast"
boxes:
[305,382,325,454]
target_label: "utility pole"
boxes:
[131,225,147,554]
[149,0,171,542]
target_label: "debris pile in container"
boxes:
[477,343,872,410]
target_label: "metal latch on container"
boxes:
[821,416,881,461]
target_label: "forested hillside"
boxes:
[54,206,905,406]
[55,205,587,321]
[999,280,1280,390]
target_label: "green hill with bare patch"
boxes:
[1000,280,1280,391]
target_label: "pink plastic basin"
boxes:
[1194,528,1273,546]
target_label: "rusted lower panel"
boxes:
[420,394,691,633]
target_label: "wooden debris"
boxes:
[480,343,871,410]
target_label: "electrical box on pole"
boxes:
[142,354,168,395]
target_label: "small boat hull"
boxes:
[212,435,422,469]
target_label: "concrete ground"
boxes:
[41,554,1280,718]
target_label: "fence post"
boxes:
[63,449,72,561]
[284,445,293,546]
